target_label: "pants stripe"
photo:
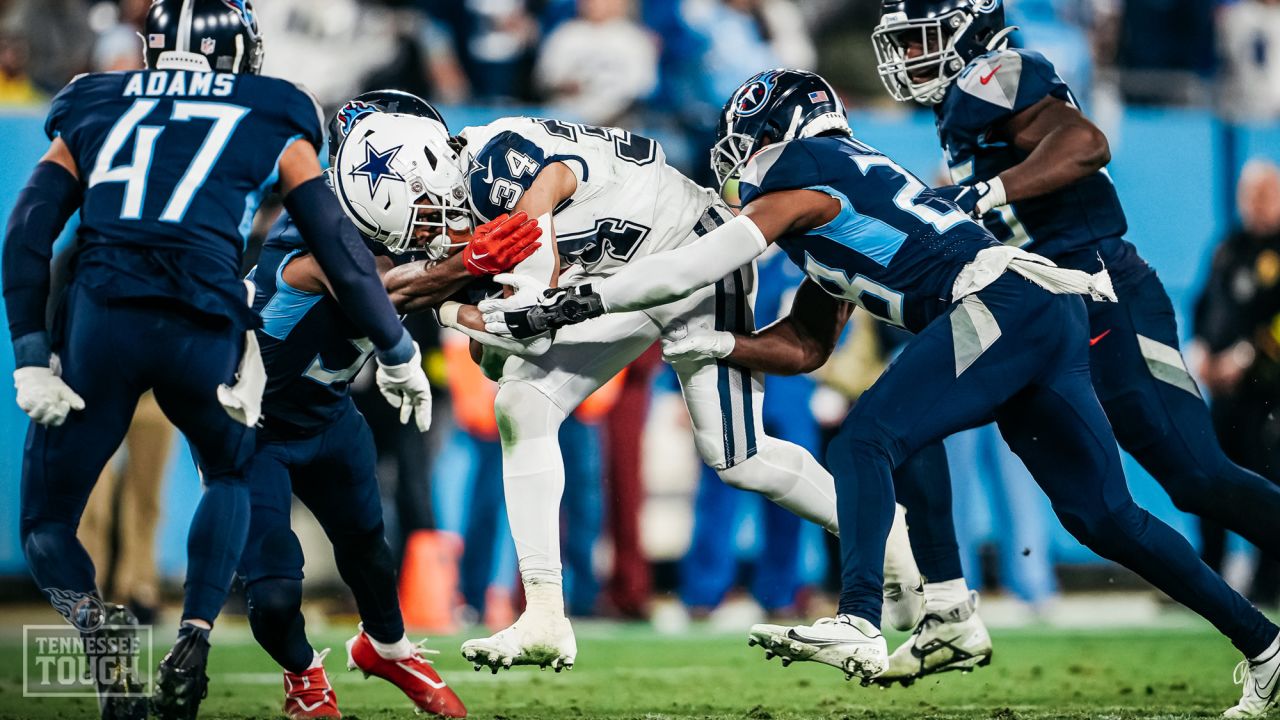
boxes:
[714,277,737,464]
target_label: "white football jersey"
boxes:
[459,117,724,276]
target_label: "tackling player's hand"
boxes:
[934,179,1006,218]
[479,275,605,339]
[661,321,736,366]
[463,212,543,276]
[375,342,433,431]
[14,359,85,426]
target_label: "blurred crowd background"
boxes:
[1,0,1279,633]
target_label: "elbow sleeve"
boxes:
[3,161,81,352]
[283,176,409,356]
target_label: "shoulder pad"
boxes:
[954,48,1065,114]
[44,73,95,141]
[738,140,822,206]
[260,77,325,152]
[465,130,549,222]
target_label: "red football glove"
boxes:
[463,211,543,276]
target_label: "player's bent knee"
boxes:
[21,521,79,568]
[716,455,774,493]
[1056,502,1147,558]
[245,577,303,629]
[827,421,894,470]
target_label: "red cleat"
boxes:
[283,649,341,719]
[346,626,467,718]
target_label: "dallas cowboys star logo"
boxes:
[349,142,403,195]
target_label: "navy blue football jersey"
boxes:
[935,49,1128,264]
[738,136,997,333]
[249,212,372,437]
[47,69,323,327]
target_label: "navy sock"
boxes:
[246,578,313,674]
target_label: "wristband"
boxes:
[438,301,462,328]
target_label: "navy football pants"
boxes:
[21,283,255,623]
[830,274,1277,657]
[237,401,402,674]
[902,269,1280,586]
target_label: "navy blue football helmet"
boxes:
[711,69,849,199]
[143,0,264,74]
[327,90,446,168]
[872,0,1015,105]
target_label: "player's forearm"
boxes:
[384,254,472,314]
[728,318,836,376]
[2,161,82,367]
[284,176,413,362]
[597,215,768,313]
[999,123,1110,203]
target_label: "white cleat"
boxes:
[882,504,925,632]
[460,611,577,674]
[748,614,888,684]
[1225,635,1280,717]
[874,591,992,687]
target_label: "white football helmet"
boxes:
[332,112,470,257]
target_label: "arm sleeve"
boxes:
[595,214,768,312]
[282,175,413,362]
[3,161,82,366]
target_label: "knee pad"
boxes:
[493,380,568,447]
[827,420,895,470]
[245,576,303,627]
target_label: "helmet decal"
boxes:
[349,143,403,195]
[732,73,777,118]
[337,100,377,137]
[972,0,1000,14]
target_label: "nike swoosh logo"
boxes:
[1089,329,1111,346]
[470,250,490,260]
[980,65,1001,85]
[396,661,448,689]
[482,159,495,184]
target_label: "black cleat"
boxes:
[151,624,211,720]
[85,604,148,720]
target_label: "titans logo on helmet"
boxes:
[337,100,377,137]
[349,143,403,195]
[733,71,778,117]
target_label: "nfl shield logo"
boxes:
[201,37,216,54]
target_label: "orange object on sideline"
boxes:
[398,529,462,634]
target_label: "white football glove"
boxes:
[217,280,266,427]
[661,321,736,366]
[477,272,552,337]
[375,342,433,432]
[15,360,85,427]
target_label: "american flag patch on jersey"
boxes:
[808,90,829,103]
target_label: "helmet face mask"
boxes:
[710,130,755,202]
[872,10,970,105]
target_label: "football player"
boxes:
[332,110,929,672]
[236,92,539,719]
[482,69,1280,717]
[2,2,432,718]
[869,0,1280,690]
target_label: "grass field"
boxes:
[0,621,1250,719]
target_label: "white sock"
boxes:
[883,504,922,587]
[717,439,839,534]
[495,381,569,587]
[923,578,971,613]
[368,633,414,660]
[522,577,567,619]
[307,649,329,670]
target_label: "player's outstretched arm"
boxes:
[995,96,1110,204]
[3,138,87,426]
[277,139,432,430]
[479,189,839,339]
